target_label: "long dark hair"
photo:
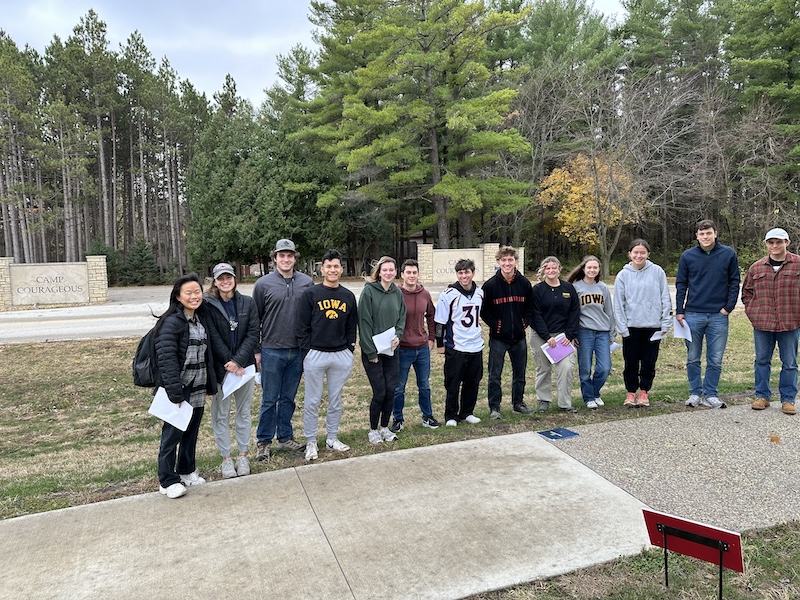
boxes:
[628,238,651,253]
[154,273,202,333]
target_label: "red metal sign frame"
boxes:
[643,509,743,572]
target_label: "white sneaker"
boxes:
[700,396,727,409]
[368,430,383,444]
[235,456,250,476]
[445,419,457,427]
[180,471,206,486]
[594,397,604,407]
[326,438,350,452]
[380,427,397,442]
[586,400,598,409]
[464,414,481,424]
[685,394,701,407]
[221,459,237,479]
[159,483,186,499]
[304,441,318,461]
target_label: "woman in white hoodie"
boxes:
[613,239,672,407]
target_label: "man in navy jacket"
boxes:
[675,219,740,409]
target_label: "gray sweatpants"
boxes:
[210,377,254,457]
[303,349,354,441]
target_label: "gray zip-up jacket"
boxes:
[252,270,313,348]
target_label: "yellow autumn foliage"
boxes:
[538,153,639,248]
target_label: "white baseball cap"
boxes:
[764,228,790,242]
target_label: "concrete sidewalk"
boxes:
[2,404,794,600]
[0,433,649,600]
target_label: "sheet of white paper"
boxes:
[650,330,669,341]
[372,327,396,356]
[672,317,693,341]
[610,342,622,352]
[148,387,193,431]
[222,364,257,399]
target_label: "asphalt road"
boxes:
[0,281,705,345]
[0,283,323,344]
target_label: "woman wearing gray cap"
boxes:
[204,262,261,478]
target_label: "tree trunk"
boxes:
[111,112,118,249]
[426,67,448,249]
[96,109,112,245]
[36,165,48,262]
[138,116,149,242]
[12,138,32,263]
[459,210,474,248]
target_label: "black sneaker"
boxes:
[513,403,532,415]
[422,416,440,429]
[559,406,578,413]
[389,419,404,433]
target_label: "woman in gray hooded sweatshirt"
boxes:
[613,239,671,407]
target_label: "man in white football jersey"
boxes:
[434,259,485,426]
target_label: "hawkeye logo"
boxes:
[317,298,348,319]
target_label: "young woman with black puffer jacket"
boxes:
[153,273,221,499]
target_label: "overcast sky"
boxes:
[1,0,624,108]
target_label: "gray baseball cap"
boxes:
[274,239,296,253]
[212,262,236,279]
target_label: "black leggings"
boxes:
[622,327,661,392]
[362,352,400,429]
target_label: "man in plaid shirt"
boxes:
[742,228,800,415]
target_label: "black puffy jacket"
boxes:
[203,291,260,384]
[154,305,220,404]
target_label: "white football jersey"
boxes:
[435,285,484,353]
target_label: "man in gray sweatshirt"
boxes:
[252,239,313,460]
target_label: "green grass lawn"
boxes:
[1,312,796,598]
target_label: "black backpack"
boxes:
[132,327,159,387]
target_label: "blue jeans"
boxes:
[257,347,303,444]
[393,346,433,421]
[753,328,800,404]
[576,328,611,403]
[487,337,528,410]
[684,311,729,397]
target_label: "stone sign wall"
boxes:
[0,256,108,310]
[417,243,525,285]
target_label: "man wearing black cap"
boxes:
[252,239,314,459]
[742,227,800,415]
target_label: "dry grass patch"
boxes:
[0,312,770,521]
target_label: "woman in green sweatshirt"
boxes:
[359,256,406,445]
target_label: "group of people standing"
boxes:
[151,222,800,499]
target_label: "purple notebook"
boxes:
[540,333,575,364]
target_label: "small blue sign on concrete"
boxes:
[538,427,579,440]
